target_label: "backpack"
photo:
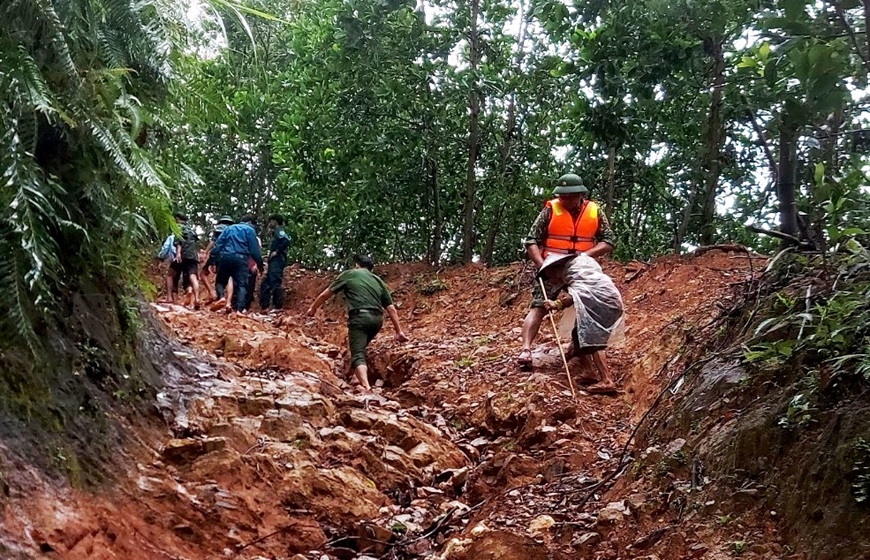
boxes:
[179,224,199,260]
[157,234,176,261]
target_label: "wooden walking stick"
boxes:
[538,277,577,401]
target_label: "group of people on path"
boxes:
[161,212,290,313]
[161,172,623,396]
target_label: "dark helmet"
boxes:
[553,173,588,195]
[217,215,234,225]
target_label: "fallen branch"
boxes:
[625,267,647,283]
[692,243,750,256]
[235,525,294,554]
[388,507,458,552]
[374,501,486,559]
[746,225,803,245]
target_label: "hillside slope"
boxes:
[1,249,866,560]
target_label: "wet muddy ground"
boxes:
[1,250,800,560]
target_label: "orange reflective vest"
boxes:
[542,198,600,257]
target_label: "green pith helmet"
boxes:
[553,173,588,195]
[217,215,234,225]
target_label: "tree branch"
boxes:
[746,225,803,245]
[832,0,870,76]
[740,94,778,180]
[863,0,870,70]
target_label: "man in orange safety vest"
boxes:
[517,173,615,368]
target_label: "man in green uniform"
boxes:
[306,255,409,392]
[259,214,291,311]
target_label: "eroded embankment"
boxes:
[0,250,800,560]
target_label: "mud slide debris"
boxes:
[0,250,776,559]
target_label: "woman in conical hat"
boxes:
[536,253,625,394]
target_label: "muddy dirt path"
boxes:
[0,250,763,559]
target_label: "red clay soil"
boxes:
[0,249,782,560]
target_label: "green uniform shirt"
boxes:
[329,268,393,312]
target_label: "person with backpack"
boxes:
[157,230,179,303]
[170,212,201,308]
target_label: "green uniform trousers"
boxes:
[348,311,383,368]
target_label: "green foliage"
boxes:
[416,275,449,295]
[455,356,475,368]
[851,438,870,505]
[777,393,817,429]
[731,540,747,555]
[158,0,870,268]
[743,247,870,383]
[7,0,870,339]
[0,0,195,352]
[743,339,797,365]
[172,0,571,266]
[733,247,870,439]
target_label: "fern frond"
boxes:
[115,93,143,139]
[0,238,41,355]
[0,0,181,359]
[98,28,129,70]
[84,117,137,178]
[32,0,81,85]
[1,123,67,301]
[3,46,58,120]
[131,149,168,193]
[178,162,204,189]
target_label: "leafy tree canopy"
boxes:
[5,0,870,350]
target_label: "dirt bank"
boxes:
[2,249,865,559]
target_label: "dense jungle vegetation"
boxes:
[3,0,870,352]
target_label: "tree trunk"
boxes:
[699,40,726,246]
[625,179,634,240]
[461,0,481,263]
[675,39,725,252]
[864,0,870,65]
[482,0,526,266]
[605,146,616,212]
[778,108,799,243]
[809,109,845,251]
[427,156,442,265]
[481,206,503,265]
[482,94,516,265]
[674,177,699,253]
